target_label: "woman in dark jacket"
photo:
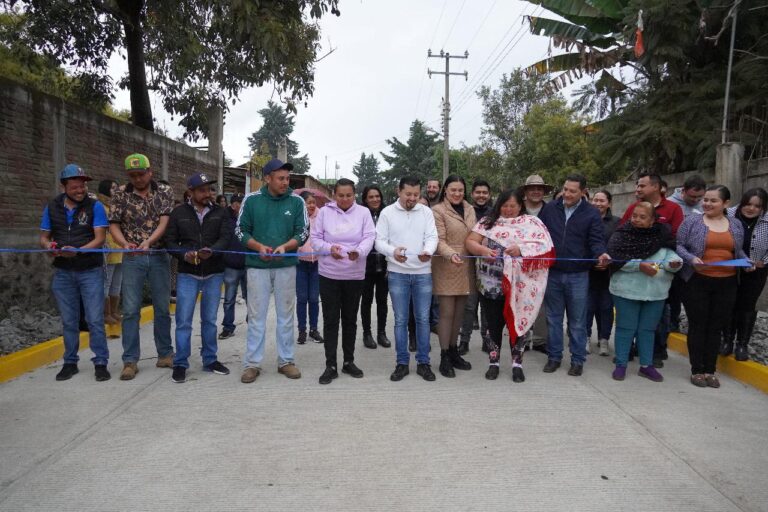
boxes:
[587,190,620,356]
[360,185,391,348]
[677,185,749,388]
[721,188,768,361]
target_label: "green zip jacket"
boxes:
[235,185,308,269]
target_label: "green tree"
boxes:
[247,101,311,174]
[2,0,340,138]
[352,153,382,196]
[380,120,441,188]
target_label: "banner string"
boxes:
[0,247,753,267]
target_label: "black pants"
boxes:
[682,273,737,374]
[481,295,521,365]
[734,267,768,312]
[320,276,364,368]
[668,274,684,327]
[361,270,388,333]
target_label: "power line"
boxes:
[441,0,468,48]
[465,0,500,50]
[414,0,449,118]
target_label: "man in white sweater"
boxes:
[375,176,439,382]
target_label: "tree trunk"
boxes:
[117,0,153,132]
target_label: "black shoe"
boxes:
[531,343,548,354]
[542,360,561,373]
[55,363,79,381]
[171,366,186,383]
[309,329,324,343]
[652,358,664,369]
[512,366,525,383]
[377,331,391,348]
[390,364,409,382]
[457,340,469,356]
[439,351,455,378]
[735,343,749,361]
[485,365,499,380]
[297,330,307,345]
[319,366,338,385]
[408,333,416,352]
[417,363,436,381]
[362,332,377,349]
[94,365,111,382]
[430,325,439,335]
[448,345,472,370]
[342,362,364,378]
[567,363,583,376]
[218,329,235,340]
[204,361,230,375]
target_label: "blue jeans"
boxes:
[244,266,296,369]
[120,253,173,363]
[295,261,320,331]
[174,272,224,369]
[222,267,247,332]
[388,272,432,365]
[587,285,614,340]
[544,270,589,365]
[612,296,665,367]
[51,267,109,366]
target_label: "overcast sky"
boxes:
[111,0,552,181]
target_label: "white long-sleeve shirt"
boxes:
[374,201,438,275]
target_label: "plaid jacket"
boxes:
[676,213,747,281]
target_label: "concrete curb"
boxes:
[668,332,768,394]
[0,305,160,384]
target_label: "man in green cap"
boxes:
[109,153,176,380]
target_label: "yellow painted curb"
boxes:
[0,305,160,384]
[668,333,768,394]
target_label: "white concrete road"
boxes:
[1,300,767,512]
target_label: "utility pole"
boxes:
[428,49,468,181]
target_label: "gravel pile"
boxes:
[678,311,768,366]
[0,306,62,355]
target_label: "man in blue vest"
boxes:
[40,164,111,381]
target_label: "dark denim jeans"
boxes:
[51,267,109,366]
[388,272,432,365]
[222,267,247,332]
[544,270,589,365]
[295,260,320,331]
[120,253,173,363]
[587,284,614,340]
[174,273,223,369]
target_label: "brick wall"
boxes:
[0,79,218,317]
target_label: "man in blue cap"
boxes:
[236,158,308,383]
[40,164,111,381]
[165,172,232,383]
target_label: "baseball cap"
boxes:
[125,153,151,171]
[186,172,217,189]
[59,164,92,182]
[262,158,294,176]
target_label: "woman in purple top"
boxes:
[310,178,377,385]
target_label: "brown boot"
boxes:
[120,362,139,381]
[278,363,302,379]
[103,298,117,325]
[109,295,123,322]
[156,355,174,368]
[241,367,260,383]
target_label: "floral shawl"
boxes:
[473,215,555,339]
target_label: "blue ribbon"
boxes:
[0,247,754,267]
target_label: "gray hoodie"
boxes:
[668,188,702,217]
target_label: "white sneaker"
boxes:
[599,339,610,356]
[585,338,592,354]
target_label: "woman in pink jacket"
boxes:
[311,178,377,385]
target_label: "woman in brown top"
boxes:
[676,185,750,388]
[431,175,476,378]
